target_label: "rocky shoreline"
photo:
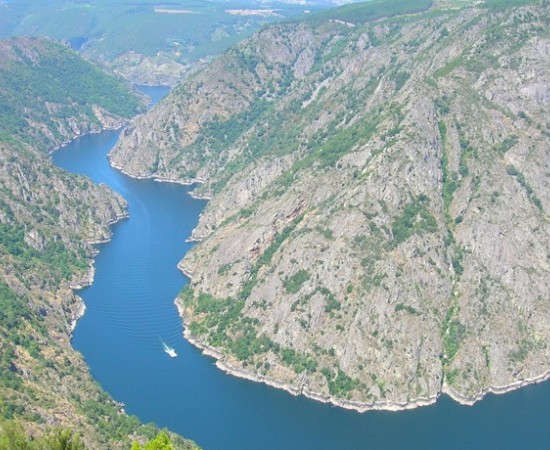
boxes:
[48,120,129,156]
[69,298,86,334]
[174,298,441,413]
[105,0,550,417]
[108,159,205,186]
[109,132,550,414]
[106,161,211,242]
[51,102,200,341]
[443,370,550,406]
[77,128,550,414]
[51,128,131,339]
[65,206,130,338]
[175,267,550,413]
[108,158,211,199]
[174,260,444,414]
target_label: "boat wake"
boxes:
[162,340,177,358]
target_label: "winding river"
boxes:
[52,86,550,450]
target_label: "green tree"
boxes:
[40,428,85,450]
[0,421,30,450]
[131,431,176,450]
[0,422,86,450]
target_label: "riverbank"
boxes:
[443,370,550,406]
[50,102,550,449]
[66,207,130,338]
[48,120,129,156]
[69,297,86,334]
[108,159,203,185]
[56,85,173,343]
[174,269,550,413]
[106,160,212,244]
[51,125,132,339]
[174,293,441,414]
[108,124,550,415]
[108,159,210,195]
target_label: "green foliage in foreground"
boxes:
[311,0,433,25]
[132,430,199,450]
[0,421,85,450]
[0,423,197,450]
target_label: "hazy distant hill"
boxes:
[0,0,330,85]
[0,37,143,149]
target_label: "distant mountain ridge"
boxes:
[112,0,550,411]
[0,0,330,85]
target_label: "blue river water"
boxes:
[52,87,550,450]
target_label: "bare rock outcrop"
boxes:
[115,1,550,410]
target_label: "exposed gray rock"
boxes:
[115,2,550,410]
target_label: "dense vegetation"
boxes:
[0,222,88,289]
[132,431,190,450]
[0,0,317,80]
[0,38,142,149]
[0,422,192,450]
[0,147,197,446]
[0,421,85,450]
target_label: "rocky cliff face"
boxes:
[112,0,550,410]
[0,139,132,444]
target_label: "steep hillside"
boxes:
[112,0,550,411]
[0,37,144,151]
[0,38,195,448]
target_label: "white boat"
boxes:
[162,341,177,358]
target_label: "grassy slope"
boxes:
[311,0,433,24]
[0,0,315,63]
